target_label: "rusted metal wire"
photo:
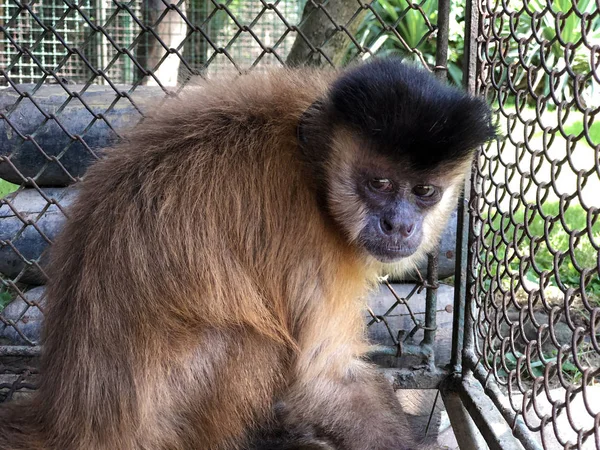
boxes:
[463,0,600,448]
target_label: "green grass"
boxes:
[564,120,600,146]
[485,201,600,304]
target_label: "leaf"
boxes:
[378,0,400,21]
[561,361,579,373]
[370,34,393,54]
[531,366,545,377]
[447,61,463,85]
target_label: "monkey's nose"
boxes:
[379,217,415,238]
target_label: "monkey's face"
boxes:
[300,60,495,264]
[325,133,468,264]
[355,173,434,263]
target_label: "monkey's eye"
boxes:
[412,185,436,197]
[369,178,394,193]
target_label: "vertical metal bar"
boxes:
[462,0,480,94]
[451,0,480,372]
[460,0,481,371]
[422,0,452,358]
[434,0,450,80]
[423,251,438,348]
[450,198,468,370]
[99,0,108,86]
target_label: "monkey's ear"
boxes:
[297,99,326,147]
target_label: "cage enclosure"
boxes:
[0,1,598,449]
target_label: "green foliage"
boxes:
[487,0,600,106]
[527,0,600,57]
[348,0,600,99]
[0,289,12,310]
[0,181,18,310]
[344,0,466,85]
[493,349,584,383]
[485,201,600,304]
[0,181,17,198]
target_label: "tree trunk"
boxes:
[286,0,367,68]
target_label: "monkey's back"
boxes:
[47,68,335,334]
[17,68,355,449]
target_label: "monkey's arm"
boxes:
[279,362,415,450]
[273,297,416,450]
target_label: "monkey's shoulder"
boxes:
[158,69,335,135]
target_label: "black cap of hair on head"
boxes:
[328,58,496,170]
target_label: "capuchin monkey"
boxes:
[0,59,494,450]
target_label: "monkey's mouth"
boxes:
[363,241,418,263]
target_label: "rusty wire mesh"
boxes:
[466,0,600,448]
[0,0,446,402]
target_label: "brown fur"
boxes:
[0,67,464,450]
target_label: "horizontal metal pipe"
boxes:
[463,355,543,450]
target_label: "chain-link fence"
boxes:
[2,0,598,448]
[458,0,600,448]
